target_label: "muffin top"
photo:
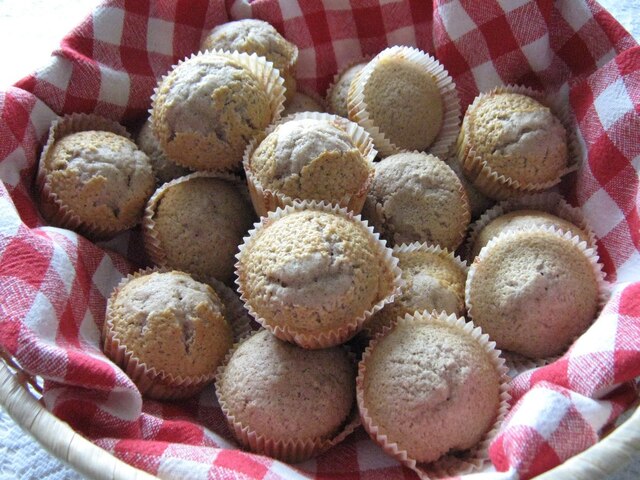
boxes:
[361,317,500,463]
[217,329,355,442]
[358,54,443,152]
[364,152,469,249]
[146,175,255,284]
[152,52,275,171]
[108,271,234,378]
[327,61,366,118]
[465,93,567,185]
[466,229,601,358]
[249,118,372,202]
[137,119,190,185]
[282,91,324,117]
[237,208,395,336]
[470,209,591,259]
[45,130,154,233]
[364,246,467,337]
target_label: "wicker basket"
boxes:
[0,347,639,479]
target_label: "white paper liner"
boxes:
[356,311,511,479]
[149,49,286,172]
[142,171,249,280]
[464,191,598,260]
[103,267,231,400]
[465,225,609,362]
[362,242,469,339]
[234,200,403,349]
[243,112,377,217]
[326,56,371,118]
[363,151,471,250]
[37,113,138,240]
[214,330,361,463]
[456,85,579,200]
[347,46,460,158]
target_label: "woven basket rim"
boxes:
[0,356,638,480]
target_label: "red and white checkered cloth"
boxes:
[0,1,639,479]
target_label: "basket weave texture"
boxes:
[0,0,639,479]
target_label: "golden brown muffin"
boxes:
[466,228,603,358]
[136,118,190,185]
[143,173,255,284]
[281,91,325,117]
[326,61,367,118]
[201,19,298,100]
[236,204,400,348]
[104,270,234,399]
[216,329,356,462]
[358,313,502,464]
[362,151,470,250]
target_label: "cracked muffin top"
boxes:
[201,18,298,100]
[363,152,470,249]
[236,208,397,341]
[137,119,190,185]
[217,329,355,442]
[248,118,373,205]
[464,92,567,186]
[151,51,276,172]
[360,317,501,463]
[107,270,234,379]
[43,129,154,235]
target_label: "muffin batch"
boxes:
[36,16,607,477]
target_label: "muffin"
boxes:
[446,154,494,220]
[357,312,505,471]
[363,243,468,338]
[201,19,298,100]
[235,202,401,349]
[136,118,190,185]
[348,46,459,157]
[143,173,255,284]
[244,113,376,216]
[103,270,234,399]
[215,329,357,462]
[326,60,367,118]
[37,113,155,240]
[457,88,569,199]
[151,50,285,172]
[465,228,605,359]
[282,91,325,117]
[362,152,470,250]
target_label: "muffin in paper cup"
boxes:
[357,311,510,479]
[465,225,609,360]
[456,85,579,200]
[362,242,469,339]
[103,268,234,400]
[202,275,256,340]
[235,201,402,349]
[281,89,326,117]
[142,171,255,285]
[347,45,460,158]
[464,191,597,260]
[243,112,377,217]
[150,49,286,172]
[37,113,155,240]
[326,57,370,118]
[214,329,360,463]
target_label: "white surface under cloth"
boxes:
[0,0,638,479]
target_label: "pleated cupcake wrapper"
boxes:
[201,275,255,341]
[142,171,248,274]
[502,351,560,377]
[356,311,511,479]
[149,49,286,172]
[347,46,460,158]
[214,329,361,463]
[362,242,469,339]
[364,154,471,250]
[325,56,371,117]
[465,225,610,362]
[464,191,598,260]
[103,267,219,400]
[37,113,136,240]
[234,200,403,349]
[457,85,579,200]
[243,112,378,217]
